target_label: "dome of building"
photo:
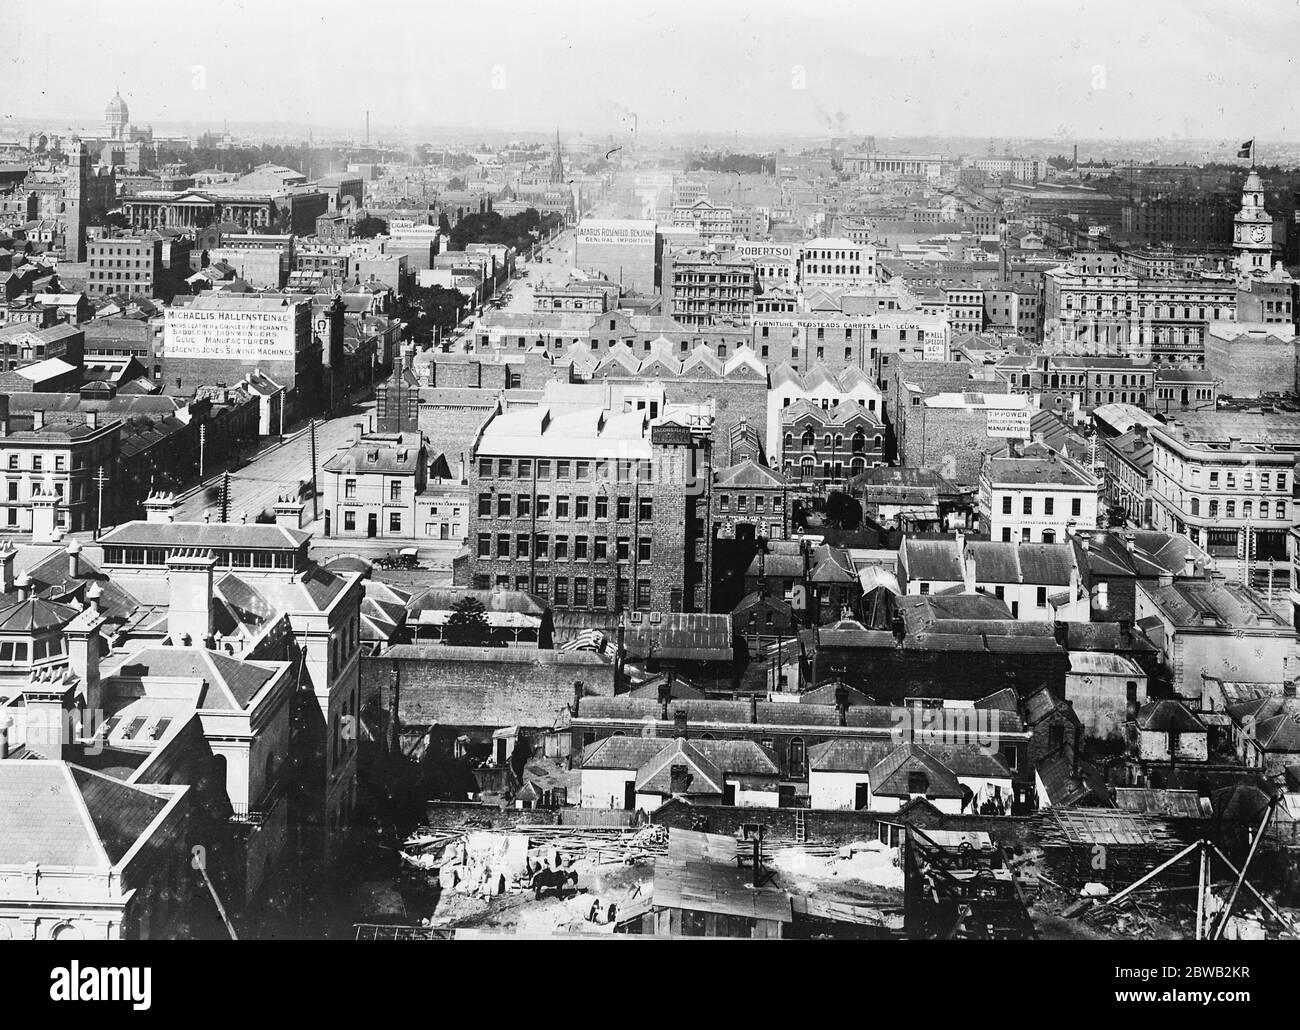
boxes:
[105,91,129,129]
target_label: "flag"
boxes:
[1237,139,1255,159]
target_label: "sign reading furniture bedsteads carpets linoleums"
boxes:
[164,307,298,361]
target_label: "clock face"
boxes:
[1252,225,1268,243]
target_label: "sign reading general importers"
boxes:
[165,308,298,362]
[986,408,1031,439]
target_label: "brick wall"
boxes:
[1204,331,1298,398]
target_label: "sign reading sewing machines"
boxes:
[165,306,299,361]
[985,408,1031,439]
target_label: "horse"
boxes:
[531,867,578,900]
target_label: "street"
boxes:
[174,401,378,525]
[498,229,575,314]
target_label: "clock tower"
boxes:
[1234,166,1273,279]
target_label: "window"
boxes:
[635,581,652,609]
[478,493,492,517]
[535,534,550,558]
[344,510,356,531]
[637,537,652,561]
[389,512,402,533]
[477,533,491,557]
[556,495,570,519]
[574,535,589,560]
[1023,497,1033,515]
[497,494,511,517]
[639,497,653,520]
[389,481,402,503]
[617,537,630,560]
[345,479,357,499]
[516,534,529,557]
[595,495,608,519]
[575,496,589,519]
[1044,497,1054,516]
[498,458,513,477]
[555,536,569,559]
[1071,498,1081,517]
[617,496,631,520]
[594,536,608,560]
[497,534,510,558]
[1036,586,1047,607]
[518,494,531,517]
[536,496,550,518]
[1002,496,1012,514]
[554,578,569,605]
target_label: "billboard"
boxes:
[574,220,656,246]
[986,408,1031,439]
[165,307,298,361]
[734,240,794,261]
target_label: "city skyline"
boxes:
[7,0,1300,142]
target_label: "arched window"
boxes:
[801,429,815,447]
[784,432,793,449]
[823,434,832,448]
[851,430,865,453]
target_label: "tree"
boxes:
[444,596,489,647]
[353,215,389,239]
[823,491,863,531]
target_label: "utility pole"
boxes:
[93,465,108,540]
[309,418,319,523]
[199,424,207,479]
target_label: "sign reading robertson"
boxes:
[574,219,657,246]
[986,408,1031,439]
[734,240,794,261]
[165,308,298,362]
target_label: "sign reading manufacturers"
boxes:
[986,408,1031,439]
[165,307,298,362]
[574,220,656,246]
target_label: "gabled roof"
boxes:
[99,520,309,551]
[869,743,965,799]
[105,646,284,711]
[635,738,725,795]
[808,737,894,772]
[713,459,786,489]
[0,761,173,869]
[1136,699,1206,734]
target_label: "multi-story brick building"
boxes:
[663,250,756,328]
[465,403,714,618]
[798,237,877,290]
[1043,266,1238,365]
[1148,411,1298,572]
[0,409,119,534]
[978,447,1102,543]
[751,313,949,386]
[323,428,428,539]
[779,399,886,484]
[712,460,788,542]
[86,232,190,300]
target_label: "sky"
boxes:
[6,0,1300,142]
